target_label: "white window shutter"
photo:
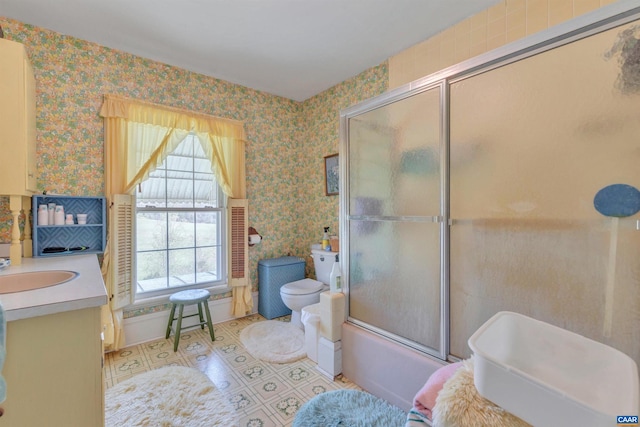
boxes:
[110,194,135,309]
[228,198,249,287]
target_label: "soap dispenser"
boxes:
[330,254,342,293]
[322,227,331,251]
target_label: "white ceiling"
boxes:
[1,0,500,101]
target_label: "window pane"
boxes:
[168,212,194,249]
[196,247,219,282]
[169,248,195,285]
[137,251,167,292]
[173,135,195,157]
[193,138,206,157]
[137,169,166,208]
[137,211,167,251]
[165,155,192,172]
[196,211,218,247]
[194,172,216,208]
[166,169,194,208]
[193,158,211,173]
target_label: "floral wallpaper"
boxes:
[0,17,388,316]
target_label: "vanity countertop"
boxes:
[0,254,108,322]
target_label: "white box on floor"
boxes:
[317,337,342,379]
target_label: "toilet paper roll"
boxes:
[249,234,261,245]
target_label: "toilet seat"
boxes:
[281,278,324,296]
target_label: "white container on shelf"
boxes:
[54,205,65,225]
[47,203,55,224]
[468,311,639,427]
[37,204,48,225]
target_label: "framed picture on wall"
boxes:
[324,153,339,196]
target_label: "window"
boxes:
[135,134,225,298]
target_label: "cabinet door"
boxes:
[24,58,37,192]
[0,39,37,196]
[2,308,104,426]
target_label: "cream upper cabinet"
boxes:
[0,38,37,195]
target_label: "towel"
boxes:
[413,362,463,419]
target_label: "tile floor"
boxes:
[104,314,361,427]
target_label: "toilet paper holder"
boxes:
[248,226,262,246]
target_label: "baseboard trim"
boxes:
[123,292,259,347]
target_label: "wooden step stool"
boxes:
[165,289,215,351]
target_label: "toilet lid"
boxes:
[281,278,324,295]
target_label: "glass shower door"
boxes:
[345,83,445,357]
[448,19,640,366]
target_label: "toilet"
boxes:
[280,249,336,329]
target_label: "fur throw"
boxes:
[432,358,531,427]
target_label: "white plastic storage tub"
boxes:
[468,311,639,427]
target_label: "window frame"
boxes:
[132,136,228,302]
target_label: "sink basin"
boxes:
[0,270,79,294]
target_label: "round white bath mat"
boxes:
[239,320,306,363]
[105,366,237,426]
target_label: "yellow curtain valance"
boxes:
[100,94,247,199]
[99,94,247,141]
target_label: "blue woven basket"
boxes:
[258,256,305,319]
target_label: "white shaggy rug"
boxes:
[105,366,238,427]
[239,320,306,363]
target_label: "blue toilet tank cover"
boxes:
[258,256,305,267]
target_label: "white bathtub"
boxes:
[342,322,447,411]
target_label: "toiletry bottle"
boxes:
[330,254,342,293]
[322,227,330,251]
[335,254,342,292]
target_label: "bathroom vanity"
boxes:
[0,254,108,426]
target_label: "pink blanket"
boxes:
[413,362,463,419]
